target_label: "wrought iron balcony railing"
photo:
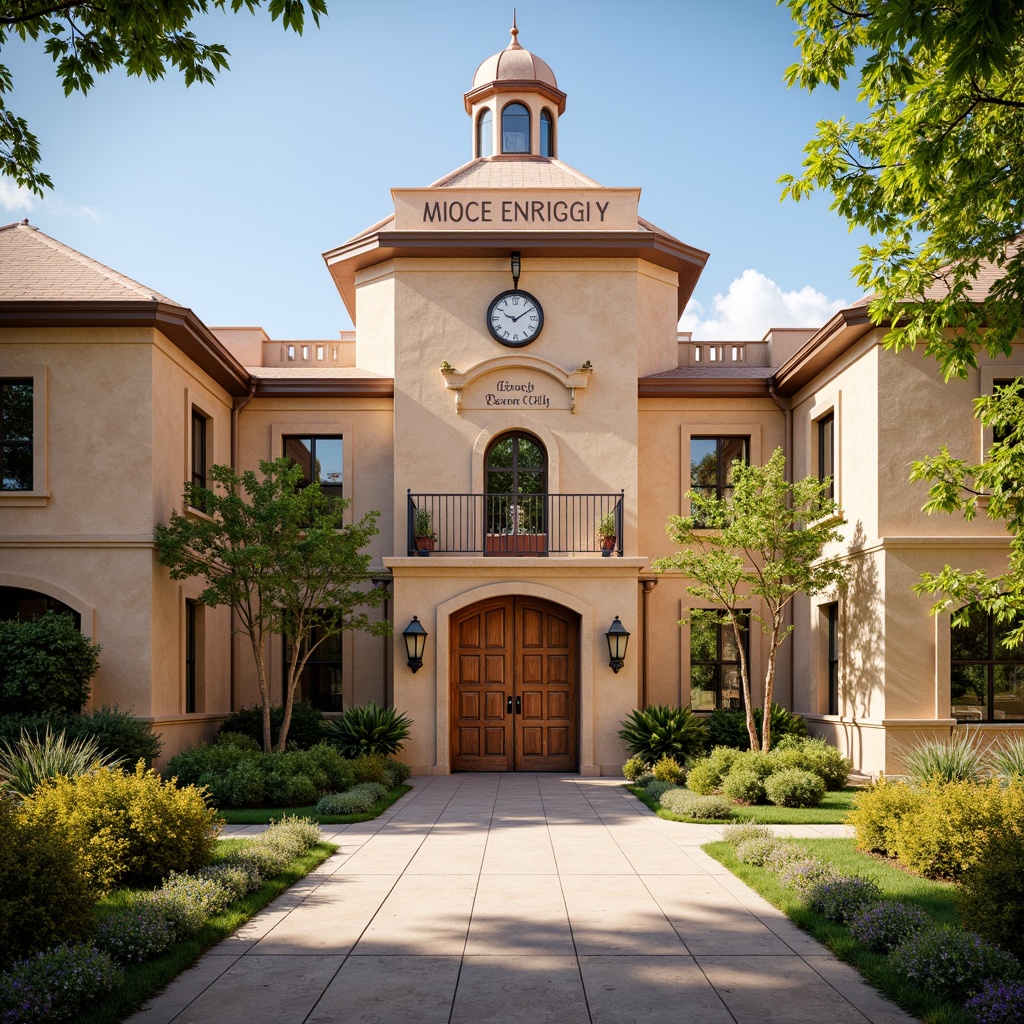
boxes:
[407,491,624,557]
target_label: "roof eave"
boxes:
[638,376,773,399]
[0,300,251,395]
[772,305,875,397]
[252,377,395,399]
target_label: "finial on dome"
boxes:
[508,8,522,49]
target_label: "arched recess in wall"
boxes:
[0,574,95,638]
[433,580,596,773]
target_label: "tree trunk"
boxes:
[249,633,273,754]
[732,616,759,750]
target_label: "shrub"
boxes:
[651,755,685,784]
[305,742,356,791]
[389,758,412,784]
[847,901,930,953]
[721,822,774,847]
[69,705,163,766]
[95,901,176,963]
[775,856,841,896]
[659,788,732,819]
[722,769,766,804]
[704,703,808,751]
[20,762,221,890]
[762,842,814,875]
[771,737,851,790]
[220,701,327,750]
[328,701,413,757]
[617,704,708,762]
[890,927,1023,1003]
[0,944,122,1023]
[634,772,655,788]
[0,725,125,799]
[735,835,784,865]
[805,875,883,923]
[622,755,649,781]
[763,768,825,808]
[898,732,991,784]
[686,746,739,794]
[197,862,261,901]
[224,758,268,807]
[351,752,400,788]
[988,736,1024,780]
[316,789,377,815]
[893,780,1024,881]
[848,777,927,857]
[261,815,321,855]
[965,980,1024,1024]
[0,611,101,715]
[729,749,777,780]
[644,779,679,801]
[166,734,256,787]
[264,767,317,808]
[957,828,1024,961]
[0,799,96,971]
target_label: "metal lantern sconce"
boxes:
[606,616,630,674]
[402,616,428,673]
[511,251,521,290]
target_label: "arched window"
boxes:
[477,108,493,158]
[485,432,547,552]
[0,586,81,629]
[540,108,554,157]
[501,102,531,154]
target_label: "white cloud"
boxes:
[680,269,848,340]
[0,180,35,213]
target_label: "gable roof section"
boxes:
[0,221,250,395]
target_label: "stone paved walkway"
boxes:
[127,774,915,1024]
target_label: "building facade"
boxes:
[2,26,1022,775]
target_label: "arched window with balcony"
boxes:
[485,431,547,555]
[477,108,493,158]
[501,102,531,154]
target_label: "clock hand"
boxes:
[506,307,533,322]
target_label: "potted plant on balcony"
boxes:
[596,510,617,556]
[414,506,436,555]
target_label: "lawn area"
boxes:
[79,837,337,1024]
[627,784,857,824]
[219,783,411,825]
[703,837,970,1024]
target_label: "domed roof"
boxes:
[472,20,558,90]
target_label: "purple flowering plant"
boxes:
[965,979,1024,1024]
[848,901,929,953]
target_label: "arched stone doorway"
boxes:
[449,595,579,771]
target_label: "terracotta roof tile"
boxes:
[642,365,776,380]
[432,157,602,189]
[0,221,176,303]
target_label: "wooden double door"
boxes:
[450,597,578,771]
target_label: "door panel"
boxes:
[450,597,578,772]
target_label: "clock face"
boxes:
[487,289,544,346]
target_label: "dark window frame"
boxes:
[992,378,1020,446]
[283,623,344,712]
[477,108,494,158]
[689,611,749,712]
[283,435,344,501]
[689,435,749,526]
[818,412,835,501]
[539,108,554,157]
[827,602,840,715]
[951,610,1024,723]
[484,431,548,536]
[1,378,33,491]
[185,599,197,714]
[500,101,531,154]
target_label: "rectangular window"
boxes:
[191,410,207,490]
[689,610,748,712]
[1,379,33,491]
[827,602,839,715]
[284,625,343,711]
[185,599,197,714]
[283,435,343,500]
[690,436,748,526]
[951,610,1024,722]
[818,413,835,500]
[992,378,1019,445]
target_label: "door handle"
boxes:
[516,696,522,714]
[507,696,513,714]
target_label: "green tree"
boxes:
[0,0,327,194]
[781,0,1024,642]
[155,458,389,753]
[652,448,850,752]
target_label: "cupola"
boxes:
[464,16,567,160]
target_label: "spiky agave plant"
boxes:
[989,735,1024,779]
[897,731,991,784]
[0,726,127,799]
[617,704,708,762]
[327,702,413,758]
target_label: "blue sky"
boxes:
[2,0,868,341]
